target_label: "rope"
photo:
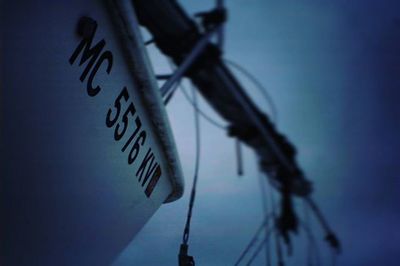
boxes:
[268,182,284,266]
[304,197,341,254]
[303,201,314,266]
[245,226,274,266]
[164,81,180,105]
[224,58,278,124]
[299,218,321,266]
[166,60,227,130]
[258,173,271,266]
[179,83,227,130]
[182,84,201,245]
[234,214,274,266]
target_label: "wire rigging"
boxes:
[268,181,284,266]
[166,60,227,130]
[304,197,341,254]
[224,59,278,124]
[164,80,180,105]
[303,200,314,266]
[258,172,272,266]
[234,214,274,266]
[245,225,274,266]
[179,83,227,130]
[178,85,201,266]
[138,1,341,265]
[182,85,201,245]
[299,218,321,266]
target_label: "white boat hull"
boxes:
[0,1,183,265]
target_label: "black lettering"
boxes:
[86,50,113,96]
[128,131,146,165]
[136,148,158,185]
[106,87,129,128]
[115,102,136,141]
[122,116,142,152]
[144,166,162,198]
[69,17,161,199]
[69,20,106,82]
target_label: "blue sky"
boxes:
[114,1,400,265]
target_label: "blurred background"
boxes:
[114,0,400,265]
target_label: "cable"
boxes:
[179,83,227,130]
[224,58,278,124]
[303,201,314,266]
[234,214,274,266]
[268,180,284,266]
[166,60,227,130]
[164,80,180,105]
[182,85,201,245]
[245,225,274,266]
[258,172,271,266]
[299,218,321,266]
[178,85,202,266]
[304,197,341,254]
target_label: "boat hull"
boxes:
[0,1,183,265]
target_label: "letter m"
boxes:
[69,17,106,83]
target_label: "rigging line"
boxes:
[325,210,338,266]
[304,197,341,254]
[268,180,284,266]
[163,80,180,105]
[233,213,274,266]
[299,218,321,266]
[245,225,275,266]
[303,200,314,266]
[273,208,284,266]
[182,84,201,245]
[179,82,227,130]
[224,58,278,124]
[166,60,227,130]
[258,172,271,266]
